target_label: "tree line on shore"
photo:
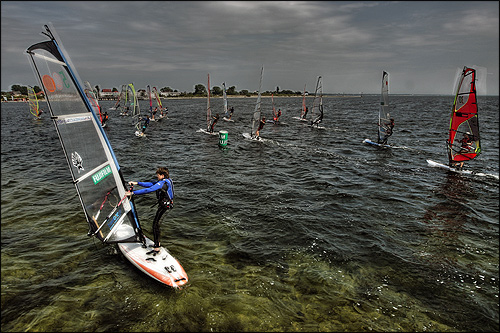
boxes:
[3,84,304,101]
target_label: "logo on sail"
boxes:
[71,151,84,173]
[92,165,112,185]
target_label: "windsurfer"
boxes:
[380,118,395,144]
[255,116,266,138]
[142,115,150,134]
[301,107,309,120]
[125,167,174,255]
[209,113,220,133]
[311,106,323,127]
[274,108,282,123]
[102,111,109,126]
[229,106,235,119]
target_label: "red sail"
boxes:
[447,67,481,164]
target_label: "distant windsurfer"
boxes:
[379,118,395,144]
[301,106,309,120]
[209,113,220,133]
[274,108,282,123]
[141,115,150,134]
[228,106,235,120]
[125,167,174,256]
[102,111,109,127]
[255,116,266,138]
[310,106,323,127]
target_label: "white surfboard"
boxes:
[293,116,308,122]
[197,128,218,136]
[135,131,145,137]
[363,138,391,148]
[308,124,326,130]
[427,159,499,179]
[223,117,234,122]
[426,159,473,174]
[117,226,188,288]
[242,132,263,142]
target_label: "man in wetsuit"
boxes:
[255,116,266,138]
[209,113,220,133]
[125,167,174,256]
[380,118,395,145]
[142,115,150,134]
[301,106,309,120]
[274,109,282,123]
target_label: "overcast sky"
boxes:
[2,1,499,95]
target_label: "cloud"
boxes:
[1,1,498,95]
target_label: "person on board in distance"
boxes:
[209,113,220,133]
[255,116,266,138]
[380,118,395,144]
[125,167,174,256]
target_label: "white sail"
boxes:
[378,71,391,144]
[310,76,323,125]
[222,82,228,117]
[251,66,264,137]
[26,23,145,244]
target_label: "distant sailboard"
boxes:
[428,66,482,174]
[242,66,266,141]
[27,85,41,119]
[364,71,393,148]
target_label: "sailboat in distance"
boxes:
[152,86,167,120]
[293,84,308,122]
[243,66,265,141]
[427,66,481,173]
[110,84,126,111]
[222,82,234,122]
[26,23,187,288]
[308,76,324,129]
[127,83,145,137]
[198,73,218,135]
[84,81,105,127]
[364,71,394,148]
[27,85,42,119]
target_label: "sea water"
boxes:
[1,95,498,331]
